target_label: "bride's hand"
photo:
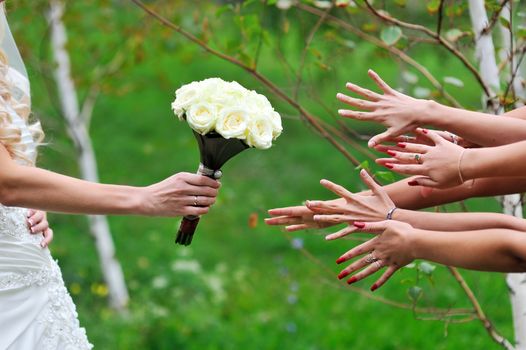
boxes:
[376,128,465,188]
[337,69,432,147]
[143,172,220,217]
[306,169,396,240]
[336,220,415,291]
[27,209,53,248]
[265,201,343,232]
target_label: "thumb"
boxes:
[408,176,440,188]
[353,220,389,234]
[368,130,393,148]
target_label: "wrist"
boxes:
[409,228,427,260]
[420,99,445,126]
[128,186,150,215]
[459,148,480,181]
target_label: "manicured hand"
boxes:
[27,209,53,248]
[336,220,416,291]
[306,169,396,240]
[265,202,341,232]
[376,128,466,188]
[337,69,431,148]
[374,130,475,155]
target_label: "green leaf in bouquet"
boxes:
[380,26,402,46]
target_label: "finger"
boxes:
[395,142,430,153]
[358,169,384,196]
[268,206,309,217]
[286,223,324,232]
[347,260,384,285]
[386,163,426,176]
[337,250,376,280]
[41,228,53,248]
[191,196,216,207]
[368,69,393,94]
[415,128,443,145]
[27,209,36,218]
[408,176,441,188]
[389,151,424,164]
[182,185,219,197]
[336,238,377,265]
[184,174,221,188]
[375,158,403,166]
[30,220,49,234]
[313,214,352,225]
[184,206,210,216]
[370,265,399,291]
[352,221,389,234]
[345,82,382,101]
[338,109,373,121]
[325,225,358,240]
[265,216,304,226]
[318,179,354,200]
[28,210,44,227]
[368,130,394,148]
[373,144,406,154]
[390,135,418,143]
[306,200,343,214]
[336,93,376,110]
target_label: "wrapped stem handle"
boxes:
[175,164,222,246]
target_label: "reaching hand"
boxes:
[336,220,416,291]
[265,201,342,232]
[337,69,432,147]
[305,169,396,240]
[143,172,220,217]
[376,128,466,188]
[27,209,53,248]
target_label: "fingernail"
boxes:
[336,257,346,264]
[368,140,376,147]
[338,270,349,279]
[370,284,378,292]
[422,129,428,134]
[347,276,358,284]
[385,163,394,169]
[396,142,406,148]
[30,227,35,233]
[28,219,33,226]
[336,93,344,99]
[360,169,367,177]
[40,242,46,248]
[338,109,345,114]
[408,180,419,186]
[387,150,396,156]
[313,215,320,221]
[353,222,365,229]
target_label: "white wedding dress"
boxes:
[0,69,93,348]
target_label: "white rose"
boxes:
[246,114,273,150]
[269,111,283,138]
[186,103,218,135]
[173,82,201,112]
[215,107,250,139]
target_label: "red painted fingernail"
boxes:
[385,163,394,169]
[336,257,346,264]
[396,142,406,148]
[370,284,378,292]
[338,270,349,279]
[422,129,428,134]
[353,222,365,229]
[387,150,396,156]
[408,180,419,186]
[347,276,358,284]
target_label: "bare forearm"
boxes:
[412,228,526,272]
[0,163,144,215]
[461,142,526,179]
[425,103,526,147]
[395,209,526,231]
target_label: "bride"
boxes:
[0,3,220,349]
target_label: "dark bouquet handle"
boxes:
[175,164,222,246]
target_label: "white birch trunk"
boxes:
[47,0,129,311]
[469,1,524,348]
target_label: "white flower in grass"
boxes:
[186,102,218,135]
[246,114,273,150]
[216,107,250,139]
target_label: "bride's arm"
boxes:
[0,143,220,217]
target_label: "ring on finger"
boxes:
[194,195,198,206]
[414,154,422,164]
[373,260,383,269]
[365,252,378,264]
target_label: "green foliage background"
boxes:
[6,0,519,349]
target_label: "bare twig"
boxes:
[361,0,492,98]
[436,0,446,35]
[296,3,463,108]
[481,0,511,36]
[447,266,515,350]
[130,0,359,166]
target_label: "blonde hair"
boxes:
[0,49,44,166]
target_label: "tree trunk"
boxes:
[47,0,129,311]
[469,1,524,348]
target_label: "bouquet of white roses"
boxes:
[172,77,282,245]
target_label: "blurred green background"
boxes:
[7,1,516,349]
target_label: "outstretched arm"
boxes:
[338,69,526,147]
[0,142,219,217]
